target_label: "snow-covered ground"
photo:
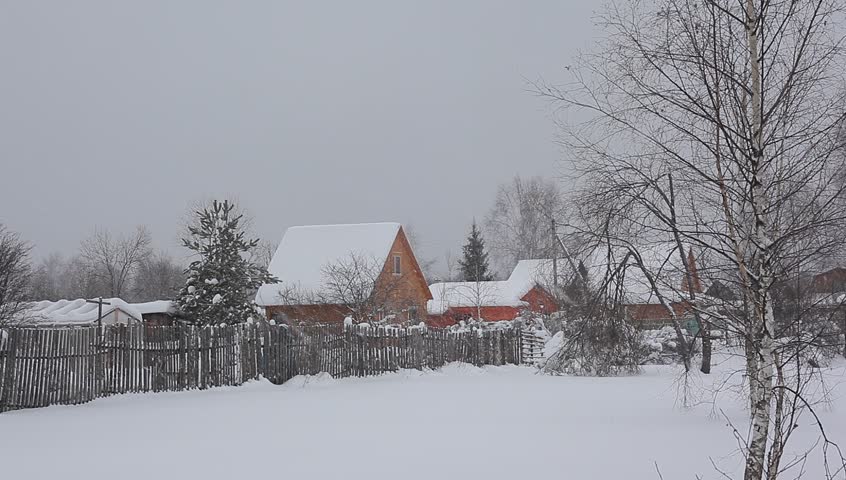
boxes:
[1,354,844,480]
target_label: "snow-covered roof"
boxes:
[25,298,145,325]
[255,222,402,306]
[21,299,177,326]
[508,259,558,294]
[580,245,691,304]
[132,300,177,316]
[428,281,515,314]
[428,259,558,315]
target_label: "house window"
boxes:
[393,254,401,275]
[408,306,418,321]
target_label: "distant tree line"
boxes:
[28,226,184,303]
[0,199,277,328]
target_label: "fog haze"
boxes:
[0,1,599,274]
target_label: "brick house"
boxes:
[427,259,560,326]
[255,222,432,325]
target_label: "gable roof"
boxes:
[255,222,403,306]
[580,245,699,305]
[427,259,558,315]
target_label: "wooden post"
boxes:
[0,329,18,412]
[551,218,558,291]
[86,297,110,340]
[86,297,110,397]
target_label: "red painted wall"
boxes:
[813,267,846,294]
[427,286,558,326]
[521,287,558,315]
[625,301,692,322]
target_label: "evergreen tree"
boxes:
[459,221,492,282]
[177,200,277,325]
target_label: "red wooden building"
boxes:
[255,222,432,325]
[610,247,703,326]
[427,259,559,326]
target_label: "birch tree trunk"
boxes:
[743,1,776,478]
[540,0,846,476]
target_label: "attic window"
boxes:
[393,255,401,275]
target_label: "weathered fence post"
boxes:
[0,329,18,412]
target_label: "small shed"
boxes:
[132,301,179,326]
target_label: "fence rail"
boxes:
[0,323,527,413]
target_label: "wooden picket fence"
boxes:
[520,327,547,365]
[0,323,526,413]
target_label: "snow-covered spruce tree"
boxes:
[177,200,277,325]
[459,221,493,282]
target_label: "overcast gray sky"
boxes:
[0,1,598,275]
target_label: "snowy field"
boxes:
[1,355,844,480]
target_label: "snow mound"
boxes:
[544,331,565,361]
[280,372,337,389]
[639,327,699,365]
[438,362,487,376]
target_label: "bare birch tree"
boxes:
[30,253,106,301]
[0,225,32,326]
[539,0,846,478]
[544,234,644,376]
[484,176,565,274]
[132,252,185,302]
[563,199,697,371]
[451,279,498,321]
[80,226,153,298]
[28,252,68,301]
[319,253,418,324]
[565,153,712,372]
[250,239,278,270]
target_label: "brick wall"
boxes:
[429,286,558,326]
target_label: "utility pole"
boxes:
[86,297,111,392]
[86,297,111,338]
[551,218,558,291]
